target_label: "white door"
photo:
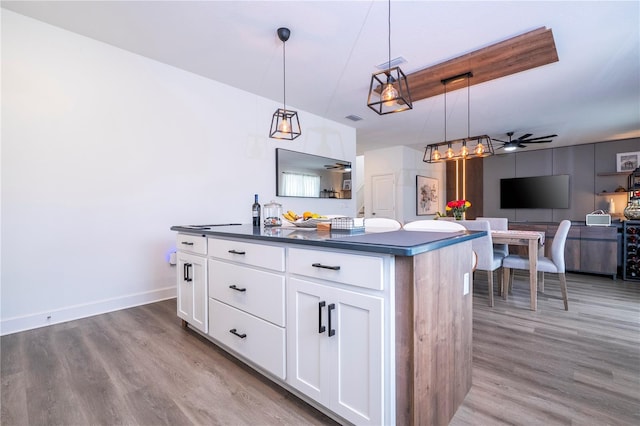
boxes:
[371,174,395,219]
[330,287,384,426]
[287,278,330,403]
[176,252,208,333]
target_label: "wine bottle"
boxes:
[252,194,261,227]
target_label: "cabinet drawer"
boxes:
[209,298,285,379]
[289,248,384,291]
[208,238,285,272]
[208,259,285,327]
[177,233,207,255]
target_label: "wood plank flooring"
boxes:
[2,272,639,425]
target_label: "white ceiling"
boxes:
[3,0,639,155]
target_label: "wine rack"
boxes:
[623,220,640,281]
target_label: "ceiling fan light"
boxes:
[504,145,517,152]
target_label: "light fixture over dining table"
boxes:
[423,72,494,163]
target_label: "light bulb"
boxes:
[446,145,455,159]
[504,145,517,152]
[460,143,469,157]
[432,149,441,161]
[381,83,398,106]
[278,117,291,133]
[475,143,485,155]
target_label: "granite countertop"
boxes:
[170,224,484,257]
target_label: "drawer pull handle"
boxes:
[328,303,336,337]
[228,250,246,255]
[229,284,247,293]
[312,263,341,271]
[318,301,326,334]
[181,241,194,246]
[183,263,193,282]
[229,328,247,339]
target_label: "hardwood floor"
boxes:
[2,272,639,425]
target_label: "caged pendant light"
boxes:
[423,72,494,163]
[366,0,412,115]
[270,27,301,140]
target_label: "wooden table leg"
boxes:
[528,239,538,311]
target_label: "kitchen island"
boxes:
[170,224,482,425]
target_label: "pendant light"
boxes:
[423,72,494,163]
[367,0,412,115]
[270,27,301,140]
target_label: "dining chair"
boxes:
[403,220,477,270]
[459,220,505,306]
[502,220,571,310]
[476,217,509,257]
[364,217,402,233]
[403,220,467,232]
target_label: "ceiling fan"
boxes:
[492,132,557,151]
[324,162,352,172]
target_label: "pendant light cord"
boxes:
[387,0,391,70]
[282,40,286,111]
[444,81,447,143]
[467,74,470,138]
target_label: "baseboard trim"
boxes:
[0,287,176,336]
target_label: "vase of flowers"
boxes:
[446,199,471,220]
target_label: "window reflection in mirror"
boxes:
[276,148,352,199]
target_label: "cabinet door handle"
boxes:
[312,262,341,271]
[184,263,193,282]
[328,303,336,337]
[181,241,194,246]
[229,328,247,339]
[318,301,326,334]
[229,284,247,292]
[228,250,246,255]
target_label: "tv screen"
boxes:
[500,175,570,209]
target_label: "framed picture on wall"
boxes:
[342,179,352,191]
[416,175,438,215]
[617,151,640,172]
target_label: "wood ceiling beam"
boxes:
[406,27,559,100]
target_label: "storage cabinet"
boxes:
[287,277,384,425]
[207,237,286,378]
[623,220,640,281]
[176,233,208,333]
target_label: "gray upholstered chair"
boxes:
[404,220,477,271]
[502,220,571,310]
[364,217,402,233]
[459,220,505,306]
[476,217,509,257]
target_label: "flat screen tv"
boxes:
[500,175,570,209]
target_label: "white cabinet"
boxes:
[207,237,286,379]
[176,233,208,334]
[287,277,384,426]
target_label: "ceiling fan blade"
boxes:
[518,144,528,148]
[517,133,533,140]
[492,138,509,143]
[522,134,558,142]
[527,140,553,143]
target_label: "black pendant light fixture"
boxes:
[367,0,412,115]
[423,72,494,163]
[270,27,301,140]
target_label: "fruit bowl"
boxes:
[283,217,332,228]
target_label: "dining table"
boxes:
[492,229,545,310]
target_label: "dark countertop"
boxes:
[170,224,484,257]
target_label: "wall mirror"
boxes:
[276,148,352,199]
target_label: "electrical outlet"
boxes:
[463,273,470,295]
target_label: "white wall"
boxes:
[1,11,356,335]
[363,145,445,224]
